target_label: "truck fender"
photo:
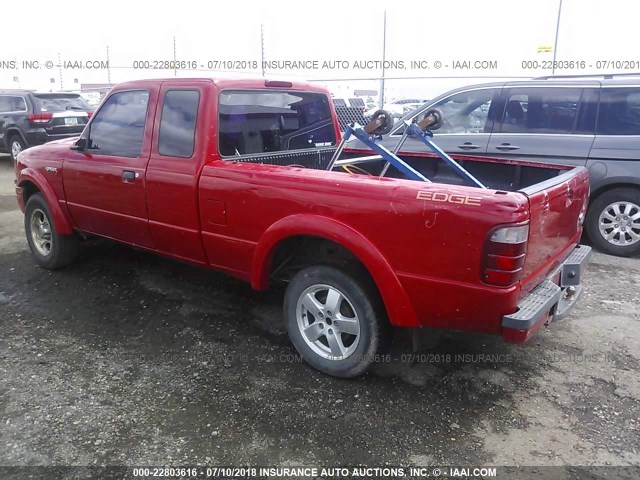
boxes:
[251,214,419,327]
[18,168,74,235]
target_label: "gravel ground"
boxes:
[0,157,639,478]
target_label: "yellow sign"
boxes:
[538,45,553,53]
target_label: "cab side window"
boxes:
[87,90,149,157]
[597,88,640,135]
[158,90,200,158]
[416,89,496,134]
[499,88,582,134]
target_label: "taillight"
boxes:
[482,224,529,287]
[87,111,93,118]
[28,113,53,124]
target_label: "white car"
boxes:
[364,98,429,118]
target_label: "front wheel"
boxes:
[585,188,640,257]
[25,193,79,269]
[283,265,388,378]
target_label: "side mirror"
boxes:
[71,138,87,151]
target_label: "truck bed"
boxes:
[338,148,567,192]
[220,145,589,304]
[223,146,570,192]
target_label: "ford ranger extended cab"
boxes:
[15,78,591,378]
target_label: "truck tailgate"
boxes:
[520,166,590,294]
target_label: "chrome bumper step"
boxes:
[502,245,592,330]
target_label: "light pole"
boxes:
[106,45,112,85]
[379,10,387,108]
[552,0,563,75]
[173,36,178,77]
[58,53,64,90]
[261,24,265,77]
[13,57,19,88]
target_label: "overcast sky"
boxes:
[1,0,638,99]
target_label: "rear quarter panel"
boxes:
[198,162,530,331]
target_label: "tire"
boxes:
[585,187,640,257]
[366,110,394,135]
[283,265,389,378]
[9,135,26,163]
[24,193,79,269]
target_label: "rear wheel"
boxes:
[25,193,79,269]
[585,188,640,257]
[283,265,388,378]
[9,135,26,162]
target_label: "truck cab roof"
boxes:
[111,77,329,94]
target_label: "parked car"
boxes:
[364,98,429,118]
[15,77,590,378]
[365,75,640,257]
[0,90,94,162]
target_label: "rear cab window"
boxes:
[218,90,336,156]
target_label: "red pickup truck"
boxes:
[14,77,591,377]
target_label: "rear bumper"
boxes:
[502,244,592,343]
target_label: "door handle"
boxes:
[122,170,138,182]
[495,143,520,151]
[458,142,481,150]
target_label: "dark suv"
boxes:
[0,90,93,162]
[374,74,640,257]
